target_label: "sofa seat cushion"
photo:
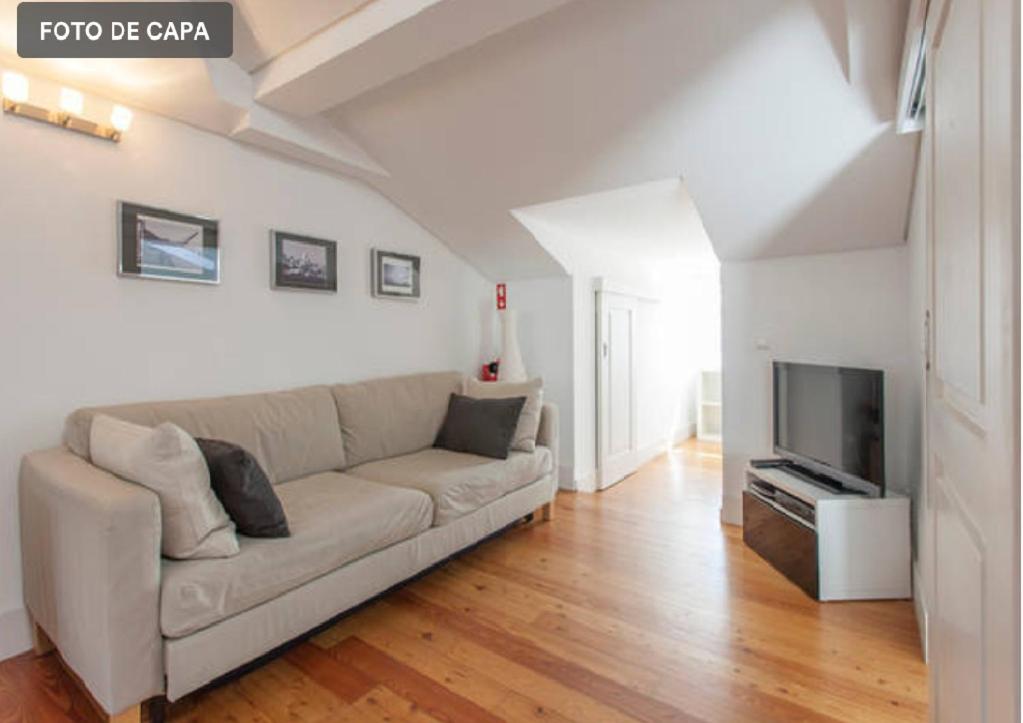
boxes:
[160,472,432,638]
[349,447,552,526]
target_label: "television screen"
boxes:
[773,361,884,491]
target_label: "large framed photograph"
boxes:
[271,231,338,292]
[118,201,219,284]
[371,249,420,300]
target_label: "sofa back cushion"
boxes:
[331,372,462,467]
[65,385,345,485]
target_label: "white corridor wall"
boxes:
[507,251,721,490]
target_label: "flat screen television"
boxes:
[773,361,885,496]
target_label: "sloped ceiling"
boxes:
[512,178,719,275]
[329,0,917,278]
[0,0,917,281]
[232,0,375,71]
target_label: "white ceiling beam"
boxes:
[253,0,574,116]
[231,105,389,177]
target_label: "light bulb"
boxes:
[1,71,29,104]
[110,104,133,132]
[59,87,84,116]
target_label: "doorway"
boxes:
[596,287,638,489]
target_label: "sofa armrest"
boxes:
[19,447,164,715]
[537,402,559,492]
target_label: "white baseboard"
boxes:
[557,465,577,491]
[672,423,696,445]
[720,492,742,526]
[0,605,31,662]
[636,439,667,468]
[580,434,688,494]
[912,561,929,663]
[575,470,597,493]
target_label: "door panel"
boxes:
[608,307,633,456]
[925,0,1019,720]
[932,471,984,722]
[597,290,638,490]
[932,0,984,408]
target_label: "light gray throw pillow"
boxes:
[464,377,544,452]
[90,414,239,559]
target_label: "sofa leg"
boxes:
[30,619,54,656]
[541,501,554,521]
[108,704,141,723]
[146,696,167,723]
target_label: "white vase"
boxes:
[498,309,527,382]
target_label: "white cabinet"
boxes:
[743,465,911,601]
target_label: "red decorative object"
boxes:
[496,283,507,310]
[481,361,500,381]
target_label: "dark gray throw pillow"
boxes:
[434,393,527,460]
[195,438,290,538]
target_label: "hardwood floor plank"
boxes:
[232,658,345,722]
[350,686,443,723]
[168,684,277,723]
[531,609,926,723]
[284,642,376,704]
[389,590,704,723]
[352,599,638,723]
[437,558,927,699]
[328,636,503,723]
[397,580,859,723]
[0,652,98,723]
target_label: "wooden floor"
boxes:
[0,439,928,722]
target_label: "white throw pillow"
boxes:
[89,414,239,560]
[464,377,544,452]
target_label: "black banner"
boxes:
[17,2,233,58]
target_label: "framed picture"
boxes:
[371,249,421,300]
[271,231,338,292]
[118,201,219,284]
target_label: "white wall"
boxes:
[0,89,490,659]
[720,246,916,524]
[501,278,575,483]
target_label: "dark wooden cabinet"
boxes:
[742,491,819,599]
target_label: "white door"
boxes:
[925,0,1019,720]
[597,290,638,490]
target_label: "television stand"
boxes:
[779,463,867,496]
[742,464,910,601]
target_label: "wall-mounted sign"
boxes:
[17,2,233,58]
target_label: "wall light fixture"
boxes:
[59,87,84,116]
[1,71,131,142]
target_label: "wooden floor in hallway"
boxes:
[0,439,928,722]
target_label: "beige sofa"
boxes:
[19,371,558,721]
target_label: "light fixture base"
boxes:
[2,98,121,143]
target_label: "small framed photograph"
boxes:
[271,231,338,292]
[118,202,220,284]
[372,249,420,300]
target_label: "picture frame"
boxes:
[118,201,220,284]
[270,230,338,293]
[371,248,421,300]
